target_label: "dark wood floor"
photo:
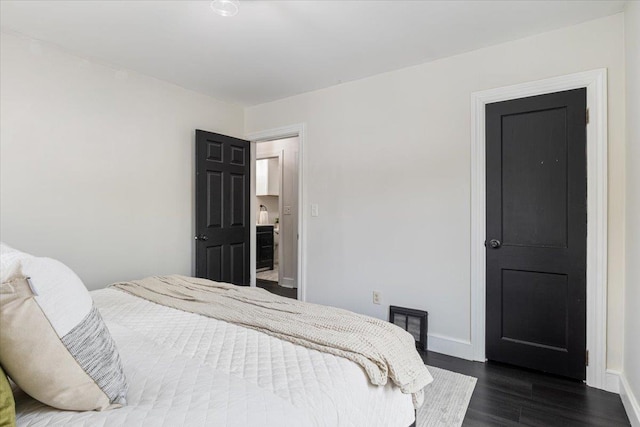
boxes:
[256,279,297,299]
[420,351,630,426]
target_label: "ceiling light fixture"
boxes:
[210,0,239,17]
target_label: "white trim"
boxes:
[279,277,296,288]
[621,374,640,427]
[605,369,621,394]
[428,334,474,361]
[246,124,307,302]
[470,69,608,389]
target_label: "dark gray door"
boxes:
[485,89,587,380]
[195,130,250,285]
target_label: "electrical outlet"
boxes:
[283,205,292,215]
[311,204,319,217]
[373,291,382,305]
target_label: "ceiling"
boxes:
[0,1,626,106]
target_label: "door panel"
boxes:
[501,270,568,350]
[206,246,223,282]
[207,141,223,162]
[501,108,568,248]
[230,242,246,284]
[486,88,586,380]
[231,145,246,165]
[196,130,250,285]
[230,173,245,227]
[206,171,223,228]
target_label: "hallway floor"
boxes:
[256,279,297,299]
[257,263,279,282]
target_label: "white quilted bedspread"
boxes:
[14,288,415,427]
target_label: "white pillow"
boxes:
[23,255,94,337]
[0,242,17,255]
[0,243,21,282]
[0,244,128,411]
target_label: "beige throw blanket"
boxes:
[111,275,433,407]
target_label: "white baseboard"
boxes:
[620,374,640,427]
[427,333,474,361]
[605,369,621,393]
[280,277,296,288]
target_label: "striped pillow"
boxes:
[0,245,127,411]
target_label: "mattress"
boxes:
[14,288,416,426]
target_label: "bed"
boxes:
[13,287,417,426]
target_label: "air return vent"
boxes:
[389,306,428,351]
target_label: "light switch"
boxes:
[311,204,319,217]
[283,205,292,215]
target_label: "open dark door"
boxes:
[485,89,587,380]
[195,130,250,285]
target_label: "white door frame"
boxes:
[246,124,307,301]
[470,69,608,390]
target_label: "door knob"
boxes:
[489,239,501,248]
[195,235,208,241]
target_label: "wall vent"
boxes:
[389,306,428,351]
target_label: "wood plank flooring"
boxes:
[420,351,630,426]
[256,279,297,299]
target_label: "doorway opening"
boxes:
[253,137,299,300]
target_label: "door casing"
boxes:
[470,69,609,390]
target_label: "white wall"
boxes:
[256,137,299,287]
[623,2,640,424]
[245,14,626,368]
[0,31,244,290]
